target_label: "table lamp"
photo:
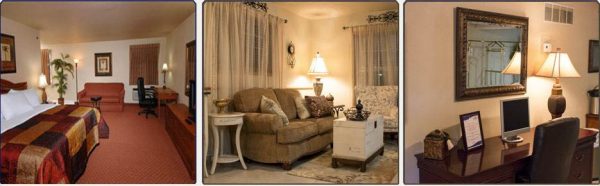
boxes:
[162,63,168,89]
[535,48,580,119]
[308,52,328,96]
[39,74,48,103]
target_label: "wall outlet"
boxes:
[543,43,552,53]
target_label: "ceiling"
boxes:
[1,2,195,44]
[268,2,398,20]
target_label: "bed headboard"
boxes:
[1,79,27,94]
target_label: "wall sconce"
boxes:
[287,42,296,68]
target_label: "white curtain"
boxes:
[204,2,284,111]
[352,23,399,87]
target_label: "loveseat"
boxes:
[78,83,125,112]
[233,88,333,170]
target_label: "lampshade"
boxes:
[535,50,580,78]
[501,52,522,74]
[38,74,48,88]
[162,63,168,71]
[74,59,79,64]
[307,52,328,76]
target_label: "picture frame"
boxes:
[459,111,485,151]
[1,33,17,74]
[95,53,112,76]
[589,40,600,73]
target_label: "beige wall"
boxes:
[405,2,599,183]
[0,16,42,92]
[41,37,168,103]
[166,12,195,106]
[270,6,399,107]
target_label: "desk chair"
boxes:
[519,117,580,183]
[136,77,157,118]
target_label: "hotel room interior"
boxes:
[405,1,600,184]
[1,1,196,184]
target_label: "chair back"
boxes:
[528,117,579,183]
[137,77,146,104]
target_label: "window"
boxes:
[545,3,573,24]
[41,49,51,84]
[129,43,159,85]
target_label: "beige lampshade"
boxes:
[501,52,522,74]
[74,59,79,64]
[162,63,168,71]
[535,51,580,78]
[38,74,48,88]
[307,52,328,76]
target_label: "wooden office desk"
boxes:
[415,129,597,183]
[154,87,178,118]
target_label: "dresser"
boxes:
[332,115,384,172]
[165,104,195,180]
[416,129,597,183]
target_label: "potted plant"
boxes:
[50,54,74,105]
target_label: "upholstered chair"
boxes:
[354,86,399,133]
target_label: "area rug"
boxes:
[287,142,398,183]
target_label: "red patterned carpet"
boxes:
[77,104,194,183]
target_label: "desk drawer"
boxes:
[213,117,243,126]
[568,143,593,183]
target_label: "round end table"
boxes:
[208,112,246,175]
[91,96,102,111]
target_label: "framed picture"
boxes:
[459,111,485,151]
[95,53,112,76]
[589,40,600,73]
[1,33,16,73]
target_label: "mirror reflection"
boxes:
[466,21,523,89]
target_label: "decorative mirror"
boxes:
[456,7,528,101]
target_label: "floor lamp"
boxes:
[535,48,580,119]
[74,59,79,104]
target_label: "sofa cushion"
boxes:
[277,121,318,144]
[294,96,310,119]
[80,96,121,103]
[84,83,124,96]
[260,96,289,125]
[306,117,334,134]
[233,88,279,113]
[273,89,300,120]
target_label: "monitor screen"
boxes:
[502,98,530,132]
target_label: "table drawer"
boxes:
[213,117,242,126]
[568,145,593,183]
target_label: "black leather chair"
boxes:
[137,77,157,118]
[519,117,580,183]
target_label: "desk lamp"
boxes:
[535,48,580,119]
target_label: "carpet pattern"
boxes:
[287,141,399,183]
[76,104,194,183]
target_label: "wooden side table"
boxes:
[154,87,178,118]
[209,112,247,174]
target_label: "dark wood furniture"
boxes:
[0,79,27,93]
[416,128,597,183]
[165,104,196,180]
[586,113,599,129]
[155,87,178,118]
[91,96,102,112]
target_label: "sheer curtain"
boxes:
[204,2,284,111]
[351,23,399,87]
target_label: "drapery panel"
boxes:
[41,49,51,84]
[204,2,284,112]
[129,43,159,85]
[352,23,399,87]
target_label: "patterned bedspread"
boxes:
[1,105,106,184]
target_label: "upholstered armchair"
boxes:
[355,86,399,133]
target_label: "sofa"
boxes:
[233,88,333,170]
[355,86,399,133]
[78,83,125,112]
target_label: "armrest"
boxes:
[77,90,86,99]
[243,113,284,134]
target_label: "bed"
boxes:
[1,79,108,183]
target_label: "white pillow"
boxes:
[1,92,34,120]
[9,89,41,107]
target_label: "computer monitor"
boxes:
[500,97,530,143]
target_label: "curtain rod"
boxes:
[342,22,397,30]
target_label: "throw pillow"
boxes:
[260,95,289,125]
[294,96,310,119]
[305,96,332,118]
[10,89,41,107]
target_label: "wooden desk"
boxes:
[165,104,196,180]
[415,129,597,183]
[154,87,178,118]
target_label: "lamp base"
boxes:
[548,81,566,119]
[41,87,47,104]
[313,78,323,96]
